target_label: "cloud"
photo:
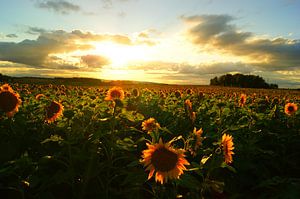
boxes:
[101,0,133,9]
[6,34,18,38]
[183,14,300,71]
[0,29,136,69]
[128,60,255,75]
[127,60,300,87]
[26,27,48,35]
[35,0,80,14]
[80,55,110,68]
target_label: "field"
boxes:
[0,82,300,199]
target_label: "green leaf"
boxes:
[41,135,63,144]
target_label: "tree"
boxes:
[210,73,278,89]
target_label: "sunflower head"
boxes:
[239,94,247,106]
[221,134,234,164]
[45,101,64,123]
[285,102,298,116]
[141,139,190,184]
[105,87,125,101]
[142,118,160,133]
[174,90,182,98]
[0,84,13,91]
[35,93,46,100]
[186,89,193,95]
[132,88,140,97]
[0,84,22,117]
[184,99,192,112]
[190,128,204,156]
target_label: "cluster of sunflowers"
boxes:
[0,83,299,198]
[0,83,64,123]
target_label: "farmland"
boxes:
[0,82,300,199]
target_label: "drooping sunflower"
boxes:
[221,134,234,164]
[284,102,298,116]
[239,94,247,107]
[194,128,203,147]
[0,84,22,117]
[184,99,196,122]
[142,118,160,133]
[105,87,125,101]
[189,128,204,156]
[141,139,190,184]
[45,101,63,123]
[184,99,192,112]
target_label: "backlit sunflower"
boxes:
[184,99,192,113]
[132,88,140,97]
[45,101,63,123]
[194,127,203,147]
[105,87,125,101]
[190,128,203,156]
[284,102,298,116]
[142,118,160,133]
[239,94,247,107]
[174,90,182,98]
[221,134,234,164]
[141,139,190,184]
[35,93,46,100]
[0,84,22,117]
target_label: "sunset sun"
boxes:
[92,42,151,68]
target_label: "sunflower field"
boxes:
[0,83,300,199]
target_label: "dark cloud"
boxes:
[35,0,80,14]
[0,32,92,67]
[26,27,48,35]
[80,55,110,68]
[6,34,18,38]
[0,29,136,69]
[183,14,300,70]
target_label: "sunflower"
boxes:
[0,84,13,91]
[239,94,247,107]
[174,90,182,98]
[0,84,22,117]
[45,101,63,123]
[184,99,192,112]
[221,134,234,164]
[142,118,160,133]
[35,93,46,100]
[132,88,140,97]
[141,139,190,184]
[285,102,298,116]
[184,100,196,122]
[105,87,125,101]
[194,127,203,147]
[190,128,203,156]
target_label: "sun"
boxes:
[92,42,151,68]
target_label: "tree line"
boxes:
[210,74,278,89]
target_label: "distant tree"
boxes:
[0,73,11,82]
[210,73,278,89]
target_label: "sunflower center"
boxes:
[151,147,178,172]
[46,102,61,118]
[288,106,294,112]
[110,90,121,99]
[0,91,19,112]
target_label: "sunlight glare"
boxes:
[92,42,151,68]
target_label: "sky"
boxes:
[0,0,300,88]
